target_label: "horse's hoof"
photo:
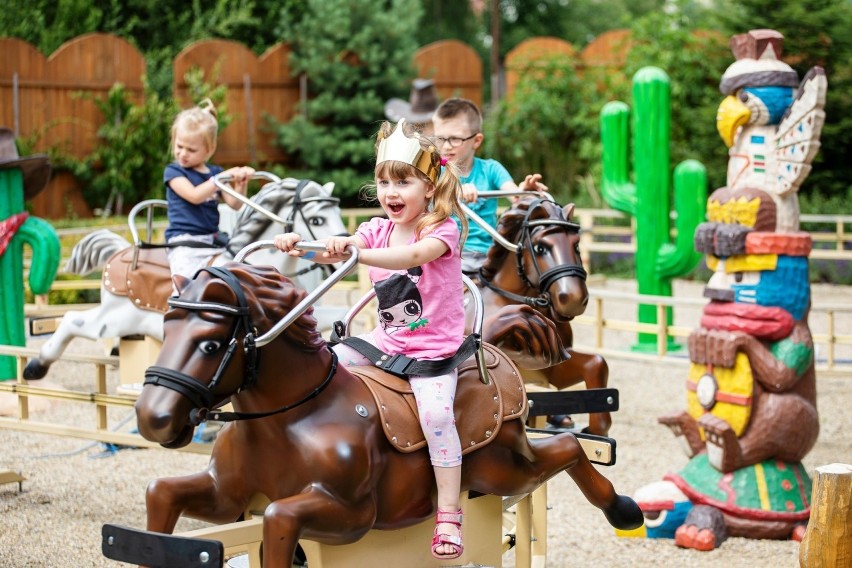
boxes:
[603,494,644,530]
[22,360,48,380]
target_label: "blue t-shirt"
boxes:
[163,162,224,240]
[453,157,513,253]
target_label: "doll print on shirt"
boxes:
[375,267,429,335]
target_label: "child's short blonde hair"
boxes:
[170,98,219,159]
[434,97,483,133]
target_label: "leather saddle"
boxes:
[103,247,172,313]
[348,342,528,455]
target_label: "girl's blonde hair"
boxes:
[367,121,468,244]
[169,98,219,160]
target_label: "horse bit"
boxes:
[481,198,588,308]
[143,266,338,425]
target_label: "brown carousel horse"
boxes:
[133,262,642,567]
[471,196,611,435]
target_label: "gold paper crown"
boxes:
[376,118,439,183]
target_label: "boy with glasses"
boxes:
[432,98,547,276]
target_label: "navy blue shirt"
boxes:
[163,163,224,240]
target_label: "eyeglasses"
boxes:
[434,133,478,148]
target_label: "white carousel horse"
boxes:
[23,174,348,380]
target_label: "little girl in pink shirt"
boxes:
[274,118,469,560]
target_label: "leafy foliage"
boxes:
[485,54,604,207]
[271,0,424,205]
[625,9,732,191]
[56,83,174,214]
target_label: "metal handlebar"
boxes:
[333,273,490,384]
[234,239,490,383]
[464,189,554,202]
[213,171,289,225]
[233,240,358,347]
[459,190,553,253]
[127,199,168,246]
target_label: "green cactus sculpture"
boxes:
[1,169,60,380]
[600,66,707,352]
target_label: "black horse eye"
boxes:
[310,217,325,226]
[199,340,221,354]
[534,244,548,255]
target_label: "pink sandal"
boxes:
[431,509,464,560]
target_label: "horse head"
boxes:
[135,263,326,448]
[222,178,348,285]
[481,197,588,322]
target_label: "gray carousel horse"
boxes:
[24,173,348,380]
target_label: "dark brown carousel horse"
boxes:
[473,197,611,435]
[134,263,642,567]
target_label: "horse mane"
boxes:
[208,263,326,352]
[479,198,535,281]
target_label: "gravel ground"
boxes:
[1,279,849,568]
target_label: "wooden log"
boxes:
[799,463,852,568]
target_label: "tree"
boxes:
[273,0,424,204]
[625,7,731,192]
[485,54,602,206]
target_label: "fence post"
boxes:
[578,211,593,274]
[826,310,835,370]
[243,73,256,164]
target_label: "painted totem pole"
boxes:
[601,66,707,351]
[0,128,60,380]
[623,30,827,550]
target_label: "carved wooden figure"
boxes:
[631,29,827,550]
[132,263,643,567]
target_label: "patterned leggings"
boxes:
[333,339,462,468]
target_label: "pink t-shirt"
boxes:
[356,217,464,360]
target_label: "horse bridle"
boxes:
[282,180,347,279]
[481,198,588,308]
[224,179,346,279]
[143,266,337,425]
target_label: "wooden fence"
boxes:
[0,34,147,218]
[172,40,298,166]
[2,31,645,220]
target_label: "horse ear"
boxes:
[173,274,191,295]
[563,203,576,220]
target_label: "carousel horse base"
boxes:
[104,490,546,568]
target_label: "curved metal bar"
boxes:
[333,272,489,384]
[233,239,275,263]
[459,201,517,252]
[127,199,168,245]
[462,273,490,384]
[468,189,555,202]
[458,190,554,253]
[213,171,290,225]
[250,242,358,347]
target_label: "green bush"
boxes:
[485,54,604,208]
